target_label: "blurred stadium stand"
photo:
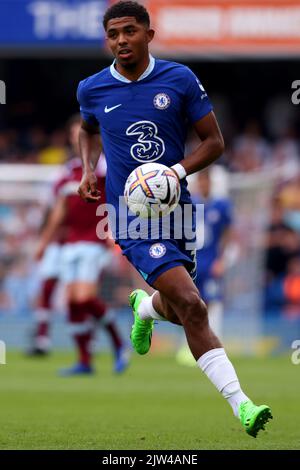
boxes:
[1,0,300,355]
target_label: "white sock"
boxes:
[197,348,249,418]
[138,293,166,321]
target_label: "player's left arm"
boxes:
[177,111,224,177]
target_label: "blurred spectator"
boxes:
[265,197,299,279]
[38,129,68,165]
[264,95,299,140]
[264,190,300,317]
[284,256,300,309]
[0,127,68,164]
[271,127,300,179]
[229,120,271,172]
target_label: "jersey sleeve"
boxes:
[184,68,213,124]
[77,79,99,127]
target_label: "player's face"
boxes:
[106,17,154,68]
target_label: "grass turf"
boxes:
[0,351,299,450]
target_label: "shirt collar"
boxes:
[110,55,155,83]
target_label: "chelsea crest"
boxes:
[153,93,171,110]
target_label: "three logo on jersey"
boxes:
[126,121,165,163]
[104,93,170,164]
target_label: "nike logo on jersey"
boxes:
[104,104,122,113]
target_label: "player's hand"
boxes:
[78,171,101,203]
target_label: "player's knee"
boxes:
[176,291,208,327]
[70,283,97,303]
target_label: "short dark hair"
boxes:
[103,1,150,30]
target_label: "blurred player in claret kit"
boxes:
[28,205,64,356]
[29,141,69,355]
[36,114,129,375]
[78,1,272,436]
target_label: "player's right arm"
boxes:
[76,79,102,203]
[78,119,102,202]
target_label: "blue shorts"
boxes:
[119,238,197,286]
[117,201,198,286]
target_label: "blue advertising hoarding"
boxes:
[0,0,108,47]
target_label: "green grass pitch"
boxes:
[0,351,299,450]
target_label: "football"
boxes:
[124,162,181,218]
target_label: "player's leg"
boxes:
[176,277,224,366]
[129,266,217,355]
[32,277,57,354]
[154,266,221,356]
[131,262,272,437]
[155,266,272,437]
[62,242,129,374]
[61,282,95,374]
[127,238,191,353]
[71,281,129,373]
[77,242,129,373]
[175,300,224,367]
[28,243,61,355]
[59,243,94,375]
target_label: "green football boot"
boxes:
[239,400,273,438]
[129,289,154,355]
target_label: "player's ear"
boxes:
[146,28,155,44]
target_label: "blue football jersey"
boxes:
[77,56,213,239]
[195,196,233,277]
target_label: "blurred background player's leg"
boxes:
[31,278,57,354]
[87,296,129,373]
[59,242,129,375]
[27,243,61,356]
